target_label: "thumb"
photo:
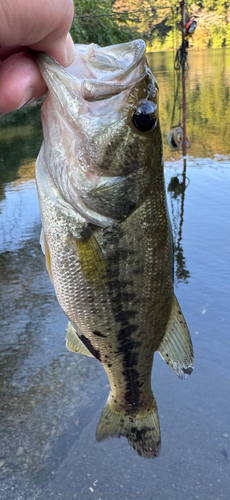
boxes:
[29,32,75,68]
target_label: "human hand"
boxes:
[0,0,75,114]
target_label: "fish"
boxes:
[35,39,194,459]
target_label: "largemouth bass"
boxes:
[35,40,194,459]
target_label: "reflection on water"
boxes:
[0,173,39,253]
[147,48,230,159]
[167,172,191,283]
[0,105,43,184]
[0,50,230,499]
[147,48,230,286]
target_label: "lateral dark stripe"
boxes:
[103,226,142,408]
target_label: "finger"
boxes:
[0,45,25,62]
[29,32,75,67]
[1,0,75,67]
[0,52,47,114]
[0,32,75,68]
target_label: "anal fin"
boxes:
[158,295,194,380]
[66,322,93,357]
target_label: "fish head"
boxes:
[37,40,163,225]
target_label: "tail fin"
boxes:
[96,395,161,459]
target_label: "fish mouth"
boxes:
[36,39,149,102]
[35,40,160,227]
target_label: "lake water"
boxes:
[0,49,229,500]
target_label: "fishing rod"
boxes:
[167,1,197,170]
[181,0,187,167]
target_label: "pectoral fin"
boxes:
[39,228,53,283]
[72,230,107,291]
[66,322,93,357]
[158,295,194,380]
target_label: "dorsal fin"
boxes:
[158,295,194,380]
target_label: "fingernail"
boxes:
[17,87,34,109]
[65,33,75,66]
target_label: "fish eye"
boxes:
[132,100,157,133]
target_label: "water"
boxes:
[0,49,229,500]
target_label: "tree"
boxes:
[70,0,132,46]
[70,0,230,50]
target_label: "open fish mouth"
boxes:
[37,39,149,101]
[35,39,160,227]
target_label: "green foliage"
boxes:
[226,22,230,44]
[210,24,226,47]
[192,26,211,48]
[203,0,217,10]
[70,0,230,50]
[146,33,163,52]
[70,0,132,46]
[164,28,182,50]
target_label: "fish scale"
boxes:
[36,39,194,459]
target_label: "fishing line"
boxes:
[168,4,193,151]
